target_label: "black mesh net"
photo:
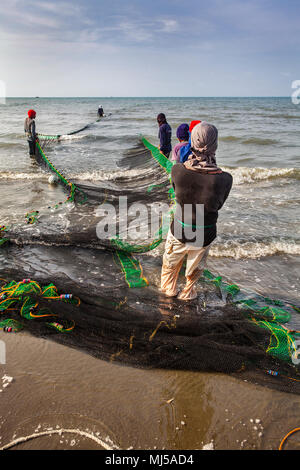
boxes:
[1,133,300,395]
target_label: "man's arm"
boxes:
[159,124,168,150]
[219,174,233,209]
[223,175,233,203]
[31,120,36,140]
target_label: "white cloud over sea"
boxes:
[0,0,299,96]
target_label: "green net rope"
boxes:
[111,137,176,287]
[36,141,87,205]
[202,269,300,366]
[0,279,80,333]
[110,137,175,254]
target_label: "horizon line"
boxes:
[5,96,291,99]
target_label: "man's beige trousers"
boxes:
[161,230,211,300]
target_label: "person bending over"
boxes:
[161,122,232,301]
[24,109,37,157]
[157,113,172,158]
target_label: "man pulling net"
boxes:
[24,109,37,157]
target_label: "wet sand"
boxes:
[0,331,300,450]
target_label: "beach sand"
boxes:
[0,330,300,450]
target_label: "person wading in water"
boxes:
[161,122,233,301]
[24,109,37,157]
[157,113,172,159]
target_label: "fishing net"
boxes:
[0,278,78,333]
[37,116,104,141]
[1,129,300,394]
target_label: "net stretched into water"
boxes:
[1,130,300,394]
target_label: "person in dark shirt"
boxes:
[157,113,172,158]
[24,109,37,156]
[98,105,104,117]
[161,122,232,301]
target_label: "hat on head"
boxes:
[176,123,189,141]
[189,120,201,132]
[28,109,36,119]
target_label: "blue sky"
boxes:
[0,0,299,96]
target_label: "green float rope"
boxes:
[37,134,61,141]
[113,252,148,288]
[111,137,176,288]
[110,137,176,254]
[36,141,87,205]
[0,278,80,333]
[202,269,300,367]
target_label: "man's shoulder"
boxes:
[161,122,171,131]
[171,163,184,176]
[218,170,233,191]
[221,170,233,182]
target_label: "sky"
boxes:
[0,0,299,97]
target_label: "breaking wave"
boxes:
[223,166,299,185]
[210,240,300,259]
[1,166,299,185]
[0,171,46,180]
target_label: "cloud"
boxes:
[0,0,299,96]
[159,19,178,33]
[101,17,180,44]
[0,0,61,29]
[117,21,154,43]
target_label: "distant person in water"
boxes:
[98,105,104,117]
[24,109,37,157]
[179,120,201,163]
[161,122,232,301]
[157,113,172,158]
[171,123,189,162]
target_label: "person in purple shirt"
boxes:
[171,123,189,162]
[157,113,172,158]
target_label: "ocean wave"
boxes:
[242,137,278,146]
[262,114,300,120]
[0,168,149,182]
[148,239,300,260]
[74,166,300,184]
[0,171,45,180]
[0,132,24,139]
[220,136,279,145]
[58,134,86,141]
[219,136,241,142]
[0,142,25,149]
[210,240,300,259]
[71,168,148,181]
[9,237,299,259]
[1,166,299,185]
[222,166,299,185]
